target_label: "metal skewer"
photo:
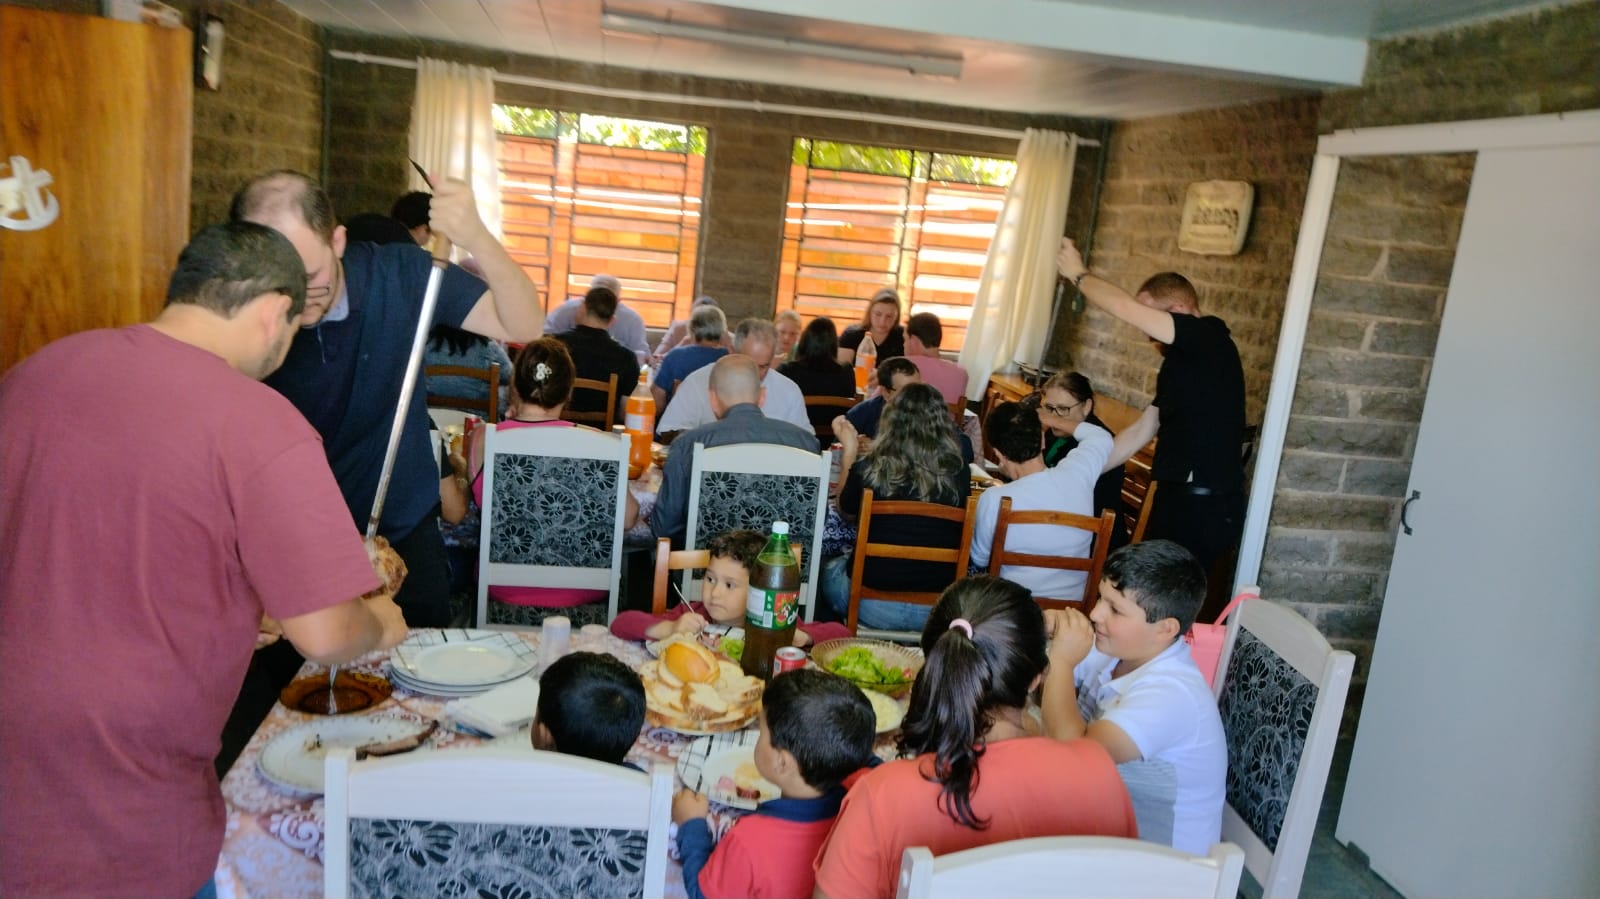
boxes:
[366,259,449,541]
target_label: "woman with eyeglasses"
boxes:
[1038,371,1129,547]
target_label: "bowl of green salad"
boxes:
[812,638,923,698]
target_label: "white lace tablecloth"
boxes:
[215,628,695,899]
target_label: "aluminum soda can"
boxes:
[774,646,807,674]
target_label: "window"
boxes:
[778,139,1016,352]
[494,106,707,329]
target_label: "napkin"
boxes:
[444,675,540,738]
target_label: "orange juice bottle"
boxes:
[854,334,877,392]
[624,365,655,477]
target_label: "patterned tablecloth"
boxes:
[215,627,702,899]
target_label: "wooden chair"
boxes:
[425,362,501,424]
[846,488,978,638]
[1120,441,1156,539]
[1213,599,1355,899]
[476,423,631,629]
[651,537,801,615]
[986,499,1116,613]
[683,443,830,621]
[895,836,1244,899]
[565,372,620,430]
[325,747,672,899]
[947,397,967,424]
[1131,479,1158,543]
[804,394,857,443]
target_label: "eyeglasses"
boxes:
[1043,400,1085,417]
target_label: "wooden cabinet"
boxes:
[1,7,191,374]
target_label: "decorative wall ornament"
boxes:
[1178,180,1254,256]
[0,156,59,232]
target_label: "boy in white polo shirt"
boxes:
[1040,540,1226,854]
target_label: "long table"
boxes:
[215,627,698,899]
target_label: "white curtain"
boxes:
[408,57,502,242]
[956,128,1078,399]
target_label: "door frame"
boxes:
[1233,109,1600,590]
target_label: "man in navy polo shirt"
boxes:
[232,170,542,627]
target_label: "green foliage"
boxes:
[793,138,1014,186]
[493,104,706,154]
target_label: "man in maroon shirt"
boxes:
[0,222,409,898]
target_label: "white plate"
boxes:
[862,687,904,734]
[646,625,744,659]
[389,630,535,688]
[257,716,433,795]
[675,730,779,811]
[386,664,528,697]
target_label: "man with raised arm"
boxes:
[0,223,410,899]
[231,170,542,627]
[1055,239,1246,579]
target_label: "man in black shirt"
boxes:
[551,286,640,423]
[1055,239,1247,596]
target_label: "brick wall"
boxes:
[320,32,1106,323]
[1260,1,1599,714]
[1045,95,1321,427]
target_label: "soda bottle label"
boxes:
[745,586,799,629]
[624,411,649,431]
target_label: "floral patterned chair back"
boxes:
[476,424,632,629]
[896,836,1244,899]
[1212,598,1354,899]
[323,747,673,899]
[682,442,831,619]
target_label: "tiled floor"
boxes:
[1237,740,1403,899]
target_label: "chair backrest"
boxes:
[803,394,857,443]
[325,747,672,899]
[1212,599,1355,899]
[683,442,830,620]
[477,423,631,629]
[1121,441,1157,540]
[1131,479,1159,543]
[987,499,1115,613]
[947,397,966,424]
[896,836,1244,899]
[565,372,620,430]
[426,362,501,424]
[650,537,802,616]
[846,487,977,636]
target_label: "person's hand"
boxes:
[428,176,493,249]
[671,788,710,824]
[672,612,708,635]
[365,536,408,598]
[364,593,411,652]
[1044,608,1095,669]
[792,629,812,647]
[256,615,283,650]
[832,416,858,456]
[1057,238,1087,281]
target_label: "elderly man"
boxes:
[903,311,969,405]
[650,355,820,544]
[656,318,811,438]
[231,169,541,627]
[651,294,733,361]
[0,222,409,899]
[1056,239,1246,587]
[967,401,1112,600]
[652,303,728,410]
[552,284,640,422]
[544,273,650,363]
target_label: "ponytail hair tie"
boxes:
[948,618,973,639]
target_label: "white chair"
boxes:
[1212,599,1355,899]
[895,836,1245,899]
[428,406,470,433]
[682,442,830,620]
[324,746,672,899]
[476,424,631,629]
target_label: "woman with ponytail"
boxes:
[813,576,1137,899]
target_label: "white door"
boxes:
[1337,141,1600,896]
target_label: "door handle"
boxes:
[1400,489,1421,536]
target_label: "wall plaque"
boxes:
[1178,180,1254,256]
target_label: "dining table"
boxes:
[215,626,690,899]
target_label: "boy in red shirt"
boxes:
[673,669,876,899]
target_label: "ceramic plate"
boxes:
[675,730,778,810]
[389,630,536,688]
[257,716,433,795]
[862,687,904,734]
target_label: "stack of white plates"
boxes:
[387,630,537,697]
